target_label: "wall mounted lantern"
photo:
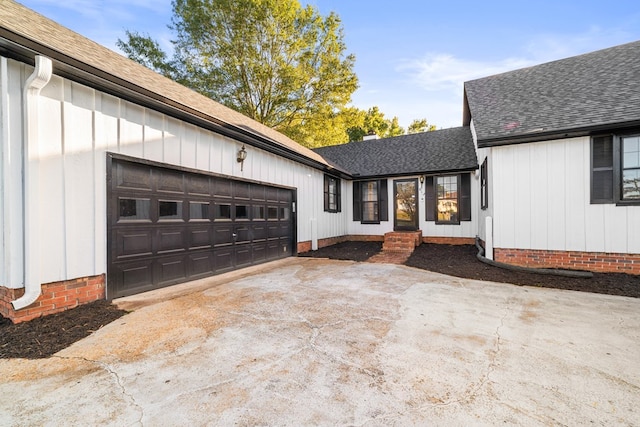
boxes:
[237,145,247,171]
[419,175,425,184]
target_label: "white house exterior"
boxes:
[466,41,640,274]
[1,2,638,323]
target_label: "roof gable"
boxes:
[465,40,640,145]
[313,127,478,178]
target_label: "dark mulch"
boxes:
[0,300,127,359]
[302,241,640,298]
[3,241,637,360]
[299,241,383,262]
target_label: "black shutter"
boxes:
[591,135,614,203]
[336,178,341,212]
[379,179,388,222]
[460,173,471,221]
[480,158,488,210]
[323,175,329,212]
[353,181,362,221]
[425,176,435,221]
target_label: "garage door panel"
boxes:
[115,162,152,191]
[157,228,187,253]
[189,227,213,249]
[114,259,155,297]
[235,246,252,267]
[188,174,211,196]
[213,225,234,247]
[157,169,184,194]
[156,255,187,285]
[108,157,294,299]
[115,229,153,259]
[252,243,266,262]
[188,252,214,277]
[214,249,234,272]
[252,224,267,241]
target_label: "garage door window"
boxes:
[119,198,150,221]
[268,206,279,219]
[215,204,231,220]
[159,201,183,220]
[253,205,265,219]
[189,202,210,221]
[235,205,249,219]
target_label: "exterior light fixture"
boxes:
[237,145,247,171]
[419,175,425,184]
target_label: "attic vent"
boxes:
[363,133,379,141]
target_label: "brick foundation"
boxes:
[297,235,384,253]
[422,236,476,245]
[0,274,106,323]
[494,248,640,275]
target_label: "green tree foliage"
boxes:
[407,118,437,134]
[346,106,405,142]
[117,0,358,148]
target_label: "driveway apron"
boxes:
[1,258,638,426]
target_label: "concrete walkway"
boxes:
[1,258,639,426]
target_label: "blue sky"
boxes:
[17,0,640,130]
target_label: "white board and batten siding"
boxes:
[0,57,348,288]
[491,136,640,254]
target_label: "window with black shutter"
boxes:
[425,173,472,224]
[590,132,640,205]
[323,175,341,212]
[352,179,388,223]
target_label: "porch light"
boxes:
[237,145,247,171]
[419,175,425,184]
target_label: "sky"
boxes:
[16,0,640,130]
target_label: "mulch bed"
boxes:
[2,241,638,360]
[0,300,127,360]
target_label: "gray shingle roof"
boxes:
[313,127,477,178]
[465,40,640,145]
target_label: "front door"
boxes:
[394,179,419,231]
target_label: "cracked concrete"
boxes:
[1,257,639,426]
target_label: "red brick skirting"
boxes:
[297,235,384,253]
[494,248,640,275]
[423,237,476,245]
[0,274,105,323]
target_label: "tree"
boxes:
[346,106,405,141]
[407,118,437,134]
[117,0,358,148]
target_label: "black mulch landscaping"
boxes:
[302,241,640,298]
[3,241,638,360]
[0,300,127,360]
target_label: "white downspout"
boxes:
[12,55,52,310]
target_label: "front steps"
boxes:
[368,231,422,264]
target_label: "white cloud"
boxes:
[397,54,535,93]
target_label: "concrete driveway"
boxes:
[1,258,639,426]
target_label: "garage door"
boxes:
[107,156,295,299]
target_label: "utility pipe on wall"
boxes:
[12,55,52,310]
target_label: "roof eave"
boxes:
[0,27,351,177]
[477,120,640,148]
[352,165,479,180]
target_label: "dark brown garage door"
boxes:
[107,155,296,299]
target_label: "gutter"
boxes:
[12,55,52,310]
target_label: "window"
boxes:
[623,136,640,200]
[480,157,488,210]
[118,198,150,221]
[158,200,183,220]
[214,203,231,220]
[591,133,640,204]
[425,173,471,224]
[352,180,388,224]
[189,202,210,221]
[324,175,341,212]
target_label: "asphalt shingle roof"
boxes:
[313,127,477,178]
[465,40,640,144]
